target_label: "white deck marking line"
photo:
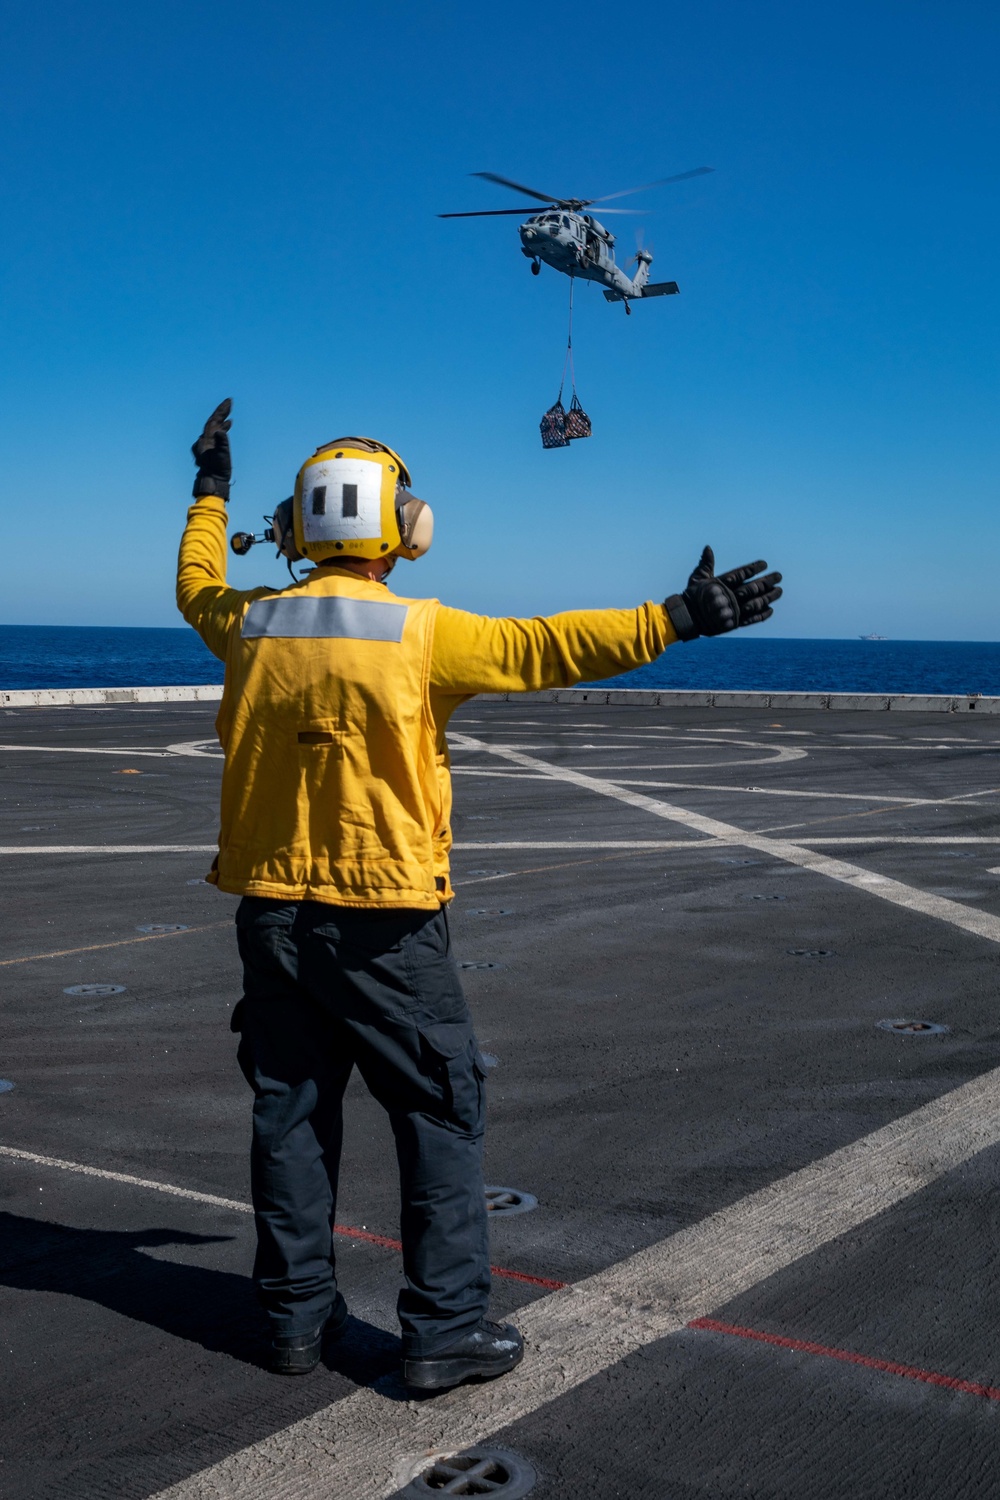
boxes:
[494,741,808,764]
[454,762,1000,807]
[741,785,1000,837]
[451,768,551,778]
[801,837,1000,846]
[166,741,225,758]
[0,845,217,855]
[449,733,1000,946]
[455,840,706,849]
[142,1063,1000,1500]
[469,728,807,744]
[0,739,225,760]
[759,801,995,838]
[454,839,1000,852]
[0,1146,252,1213]
[0,841,706,857]
[475,727,988,753]
[5,836,999,860]
[605,778,994,805]
[823,744,986,753]
[0,743,176,757]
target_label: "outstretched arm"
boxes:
[430,544,783,699]
[430,601,676,697]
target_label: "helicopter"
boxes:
[440,168,713,313]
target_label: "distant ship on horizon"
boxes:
[859,633,888,641]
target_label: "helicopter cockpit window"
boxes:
[561,215,570,227]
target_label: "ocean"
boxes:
[2,624,1000,697]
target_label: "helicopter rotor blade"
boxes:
[438,205,645,220]
[472,171,569,206]
[438,207,551,218]
[589,167,714,205]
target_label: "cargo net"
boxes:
[540,278,592,449]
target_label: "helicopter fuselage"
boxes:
[519,211,641,298]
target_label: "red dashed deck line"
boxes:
[333,1223,404,1252]
[487,1266,567,1291]
[332,1221,566,1290]
[689,1317,1000,1402]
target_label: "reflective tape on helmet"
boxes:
[301,458,384,545]
[241,597,409,641]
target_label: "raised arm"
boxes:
[176,400,270,661]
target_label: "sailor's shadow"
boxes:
[0,1211,400,1381]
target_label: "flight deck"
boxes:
[3,696,1000,1498]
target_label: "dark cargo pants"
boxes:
[232,897,490,1356]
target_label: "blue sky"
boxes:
[0,0,996,637]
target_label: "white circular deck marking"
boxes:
[470,731,809,765]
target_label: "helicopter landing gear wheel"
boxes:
[531,259,540,275]
[624,300,632,315]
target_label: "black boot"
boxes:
[402,1319,524,1391]
[269,1293,348,1376]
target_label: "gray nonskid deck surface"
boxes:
[2,700,1000,1497]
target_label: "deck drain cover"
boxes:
[186,878,210,886]
[787,949,835,957]
[466,870,507,878]
[459,961,501,970]
[743,894,787,902]
[136,924,190,934]
[485,1186,537,1217]
[465,909,513,917]
[64,983,127,997]
[0,1080,14,1094]
[718,857,761,866]
[403,1447,536,1498]
[877,1019,950,1036]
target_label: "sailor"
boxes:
[177,399,783,1389]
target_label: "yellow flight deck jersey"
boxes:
[177,495,677,907]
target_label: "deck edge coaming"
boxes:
[3,684,999,713]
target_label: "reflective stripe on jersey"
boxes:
[242,596,409,642]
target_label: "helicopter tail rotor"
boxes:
[629,227,654,268]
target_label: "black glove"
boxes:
[192,398,233,500]
[665,545,782,641]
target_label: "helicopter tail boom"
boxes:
[603,279,680,303]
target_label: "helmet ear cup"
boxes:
[271,498,303,561]
[395,494,434,560]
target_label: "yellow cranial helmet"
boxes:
[291,436,433,564]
